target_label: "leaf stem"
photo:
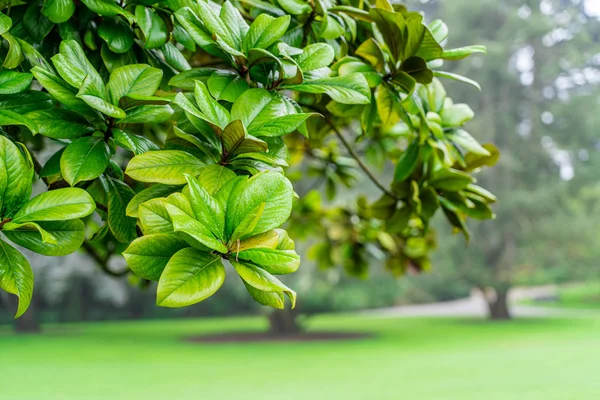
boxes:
[326,119,398,201]
[82,241,129,278]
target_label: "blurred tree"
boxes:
[424,0,600,319]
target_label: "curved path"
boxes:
[365,286,600,318]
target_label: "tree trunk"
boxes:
[6,295,41,333]
[268,309,302,335]
[485,287,511,320]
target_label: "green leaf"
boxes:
[172,93,222,145]
[23,3,54,43]
[448,129,490,156]
[172,126,219,162]
[60,136,111,186]
[113,129,160,155]
[356,38,385,71]
[320,13,345,40]
[463,144,499,172]
[248,113,316,137]
[0,70,32,94]
[156,248,225,307]
[3,220,85,256]
[0,239,33,318]
[2,221,57,245]
[168,68,217,90]
[12,188,95,223]
[369,8,405,62]
[30,67,96,117]
[0,91,52,114]
[195,165,236,196]
[185,174,225,240]
[441,104,475,127]
[244,282,285,309]
[97,18,134,54]
[126,150,204,184]
[135,6,169,49]
[400,56,433,85]
[390,71,416,94]
[430,168,473,191]
[294,43,334,72]
[276,0,311,15]
[220,1,249,50]
[227,171,293,238]
[0,12,12,36]
[123,234,189,281]
[107,64,163,105]
[442,45,486,61]
[0,109,39,133]
[2,32,24,69]
[429,20,449,44]
[80,0,135,24]
[42,0,75,24]
[118,105,173,124]
[394,142,420,182]
[77,75,126,118]
[0,136,34,217]
[434,71,481,91]
[237,231,299,274]
[126,184,181,217]
[138,198,173,234]
[105,177,137,242]
[231,260,296,308]
[283,73,371,105]
[26,109,95,139]
[196,0,237,50]
[237,247,300,275]
[165,196,228,253]
[51,40,103,89]
[229,202,265,244]
[207,71,249,102]
[161,42,191,72]
[220,120,268,156]
[376,83,401,127]
[174,8,225,59]
[192,81,230,129]
[244,14,290,51]
[465,184,497,203]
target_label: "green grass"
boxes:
[524,282,600,310]
[1,314,600,400]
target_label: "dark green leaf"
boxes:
[60,136,111,186]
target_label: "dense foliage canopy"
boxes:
[0,0,496,317]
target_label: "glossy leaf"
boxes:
[0,239,33,317]
[156,248,225,307]
[61,136,111,186]
[0,136,34,217]
[4,220,86,256]
[0,70,32,94]
[283,73,371,105]
[26,109,95,139]
[123,234,189,281]
[125,150,204,184]
[12,188,95,223]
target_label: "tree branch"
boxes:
[326,119,399,201]
[81,241,129,278]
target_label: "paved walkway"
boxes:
[366,286,600,319]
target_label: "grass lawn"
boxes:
[1,314,599,400]
[524,282,600,310]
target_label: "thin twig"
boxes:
[82,241,129,278]
[326,119,398,200]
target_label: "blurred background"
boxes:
[2,0,600,399]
